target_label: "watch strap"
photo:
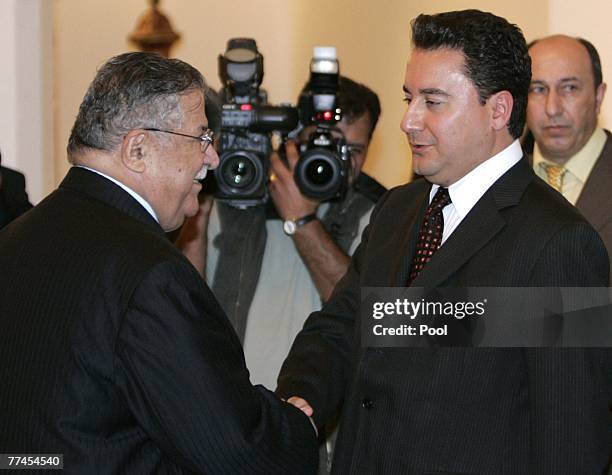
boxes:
[283,213,317,235]
[294,213,317,228]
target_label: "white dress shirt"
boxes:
[533,127,606,205]
[429,139,523,245]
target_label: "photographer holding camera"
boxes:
[177,41,384,392]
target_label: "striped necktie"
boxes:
[539,162,567,193]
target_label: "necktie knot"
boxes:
[427,187,452,213]
[539,162,567,192]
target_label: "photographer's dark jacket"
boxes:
[210,172,386,343]
[523,128,612,284]
[0,165,33,229]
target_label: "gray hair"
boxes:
[67,52,206,161]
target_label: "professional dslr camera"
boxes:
[214,39,350,207]
[214,38,298,208]
[295,46,350,202]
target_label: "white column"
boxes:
[0,0,54,204]
[0,1,19,171]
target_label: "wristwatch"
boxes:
[283,213,317,235]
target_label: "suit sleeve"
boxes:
[113,258,318,474]
[276,190,392,428]
[2,168,33,217]
[525,221,612,472]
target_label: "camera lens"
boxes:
[305,159,334,186]
[223,156,255,188]
[216,150,265,197]
[295,148,345,201]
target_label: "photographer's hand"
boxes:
[269,141,351,301]
[175,194,214,278]
[268,141,319,220]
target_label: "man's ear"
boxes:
[595,82,606,115]
[489,90,514,132]
[121,130,147,173]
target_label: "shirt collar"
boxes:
[533,127,606,184]
[76,165,159,223]
[430,139,523,219]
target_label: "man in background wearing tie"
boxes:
[526,35,611,280]
[278,10,610,474]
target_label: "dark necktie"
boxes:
[407,187,452,285]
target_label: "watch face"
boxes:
[283,220,297,235]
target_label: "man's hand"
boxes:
[180,194,213,240]
[268,141,319,220]
[286,396,317,436]
[175,194,214,277]
[286,396,313,417]
[269,142,351,301]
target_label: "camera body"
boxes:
[295,126,350,201]
[216,102,298,208]
[214,39,349,208]
[294,46,350,201]
[214,38,298,209]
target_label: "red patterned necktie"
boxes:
[407,187,452,285]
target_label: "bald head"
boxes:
[530,35,603,88]
[527,35,606,163]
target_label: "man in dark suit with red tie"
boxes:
[278,10,611,474]
[0,151,32,229]
[0,52,317,473]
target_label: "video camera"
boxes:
[214,38,298,208]
[214,38,349,208]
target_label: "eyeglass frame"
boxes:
[143,127,215,153]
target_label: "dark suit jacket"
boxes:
[575,130,612,281]
[526,129,612,284]
[0,165,33,229]
[277,158,611,474]
[0,167,317,474]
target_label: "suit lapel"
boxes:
[410,158,533,288]
[391,183,430,286]
[411,192,505,287]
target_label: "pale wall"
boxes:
[548,0,611,129]
[288,0,549,187]
[0,0,53,204]
[50,0,609,197]
[0,0,19,171]
[53,0,295,188]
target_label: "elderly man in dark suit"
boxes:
[278,10,611,475]
[0,152,33,229]
[0,52,317,473]
[526,35,611,282]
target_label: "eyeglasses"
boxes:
[143,127,215,153]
